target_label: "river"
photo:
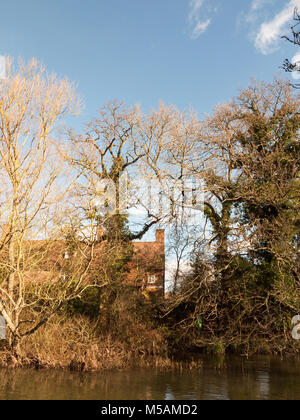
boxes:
[0,356,299,400]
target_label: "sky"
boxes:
[1,0,300,122]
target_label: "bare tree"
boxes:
[0,58,84,354]
[66,101,166,239]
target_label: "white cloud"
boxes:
[251,0,262,10]
[191,19,211,38]
[128,206,148,217]
[291,50,300,79]
[251,0,272,11]
[0,56,6,80]
[189,0,205,18]
[165,258,191,291]
[187,0,213,39]
[254,0,300,54]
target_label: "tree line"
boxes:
[0,57,299,360]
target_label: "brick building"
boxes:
[1,226,166,299]
[127,229,165,297]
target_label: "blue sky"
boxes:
[0,0,299,122]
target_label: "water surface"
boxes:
[0,356,300,400]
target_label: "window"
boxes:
[148,274,157,284]
[60,271,68,281]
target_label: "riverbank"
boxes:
[0,315,203,371]
[0,313,299,372]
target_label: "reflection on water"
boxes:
[0,356,300,400]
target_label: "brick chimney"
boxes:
[156,229,165,245]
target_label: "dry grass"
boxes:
[0,315,202,372]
